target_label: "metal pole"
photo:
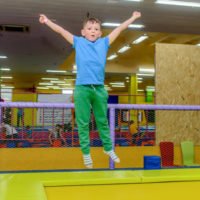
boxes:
[109,107,115,169]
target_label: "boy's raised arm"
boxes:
[108,11,141,45]
[39,14,74,45]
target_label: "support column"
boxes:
[128,75,138,123]
[128,75,137,104]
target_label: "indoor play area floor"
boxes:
[1,168,200,200]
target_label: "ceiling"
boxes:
[0,0,200,93]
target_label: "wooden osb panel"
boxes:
[155,43,200,145]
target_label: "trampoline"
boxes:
[1,168,200,200]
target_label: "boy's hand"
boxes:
[132,11,141,19]
[39,14,48,24]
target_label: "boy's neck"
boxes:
[83,36,100,43]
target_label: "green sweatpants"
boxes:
[74,85,113,155]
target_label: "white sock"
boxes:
[104,150,120,163]
[83,154,93,168]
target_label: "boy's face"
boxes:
[81,21,102,42]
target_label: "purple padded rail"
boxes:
[1,102,200,110]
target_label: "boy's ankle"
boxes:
[104,150,120,163]
[83,154,93,168]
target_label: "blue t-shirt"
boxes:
[73,36,110,85]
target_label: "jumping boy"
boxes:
[39,11,141,168]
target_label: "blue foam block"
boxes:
[144,155,161,169]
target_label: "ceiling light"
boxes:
[0,68,10,71]
[46,86,61,89]
[139,68,155,73]
[137,89,144,92]
[146,86,155,89]
[155,0,200,7]
[102,23,144,29]
[62,90,73,94]
[110,82,125,85]
[46,70,67,73]
[64,78,75,81]
[50,81,66,84]
[111,85,125,88]
[137,73,154,77]
[36,87,49,90]
[1,86,14,89]
[39,82,53,86]
[0,76,13,79]
[73,65,77,70]
[124,0,143,1]
[0,55,7,59]
[72,70,77,73]
[129,24,144,28]
[137,77,143,80]
[61,87,74,90]
[41,78,59,80]
[107,54,118,60]
[132,35,148,44]
[58,83,71,86]
[118,45,131,53]
[52,88,62,90]
[137,80,143,83]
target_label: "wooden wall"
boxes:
[155,43,200,144]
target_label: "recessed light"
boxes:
[37,87,49,90]
[107,54,118,60]
[1,76,13,79]
[102,23,144,29]
[132,35,148,44]
[137,73,154,77]
[58,83,71,86]
[0,68,10,71]
[137,89,144,92]
[39,82,53,86]
[46,70,67,73]
[62,90,73,94]
[124,0,143,2]
[118,45,131,53]
[110,82,125,85]
[111,85,125,88]
[41,78,59,80]
[1,86,14,89]
[139,68,155,73]
[0,55,7,59]
[155,0,200,7]
[50,81,66,84]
